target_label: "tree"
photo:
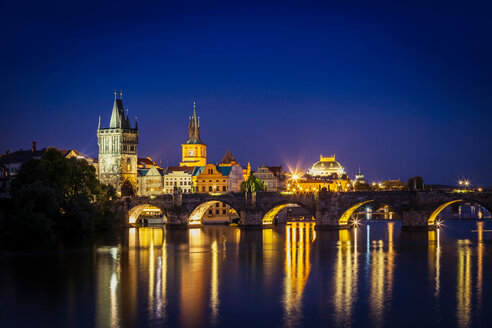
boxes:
[8,148,119,235]
[241,173,267,192]
[353,182,372,191]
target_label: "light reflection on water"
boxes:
[1,221,492,327]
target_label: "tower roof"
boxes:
[185,101,204,144]
[109,98,125,128]
[220,149,237,165]
[107,92,136,130]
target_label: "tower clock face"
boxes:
[188,149,195,156]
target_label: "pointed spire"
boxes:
[185,100,204,144]
[135,116,138,130]
[109,92,125,128]
[98,116,101,130]
[120,90,123,99]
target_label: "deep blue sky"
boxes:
[1,0,491,185]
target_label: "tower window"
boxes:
[127,158,131,171]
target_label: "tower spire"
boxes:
[98,115,101,130]
[114,89,117,100]
[120,90,123,99]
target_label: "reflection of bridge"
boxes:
[121,190,492,229]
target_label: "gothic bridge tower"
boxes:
[180,101,207,167]
[97,91,139,196]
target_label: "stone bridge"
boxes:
[120,190,492,230]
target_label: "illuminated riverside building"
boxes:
[137,165,164,196]
[195,150,244,223]
[253,165,287,191]
[287,155,351,192]
[97,92,139,196]
[136,157,165,196]
[163,166,196,194]
[180,102,207,167]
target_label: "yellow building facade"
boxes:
[180,102,207,167]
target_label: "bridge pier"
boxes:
[401,210,434,231]
[239,209,263,227]
[314,209,350,230]
[165,207,188,227]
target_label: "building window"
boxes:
[216,210,219,214]
[222,210,226,215]
[202,186,205,192]
[216,203,219,207]
[209,210,212,215]
[209,186,212,192]
[223,186,226,192]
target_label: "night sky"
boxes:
[2,1,491,186]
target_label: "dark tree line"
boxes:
[1,148,121,237]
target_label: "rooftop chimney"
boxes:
[32,141,36,153]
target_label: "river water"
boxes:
[1,221,492,327]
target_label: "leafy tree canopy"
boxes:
[7,148,119,235]
[240,173,267,192]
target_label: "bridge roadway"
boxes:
[120,190,492,230]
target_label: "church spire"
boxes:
[185,101,204,144]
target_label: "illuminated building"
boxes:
[137,156,159,169]
[217,149,244,191]
[97,91,139,195]
[287,155,351,192]
[308,154,345,177]
[180,101,206,167]
[60,149,99,175]
[163,166,195,194]
[137,165,164,196]
[253,165,287,191]
[195,150,244,223]
[353,167,365,184]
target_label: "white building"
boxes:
[163,166,195,194]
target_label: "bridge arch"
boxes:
[338,200,401,225]
[128,204,166,226]
[426,199,491,225]
[262,201,315,225]
[188,200,241,226]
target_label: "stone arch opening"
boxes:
[128,204,166,226]
[339,200,401,225]
[427,199,491,226]
[188,200,241,226]
[262,202,314,225]
[122,179,135,197]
